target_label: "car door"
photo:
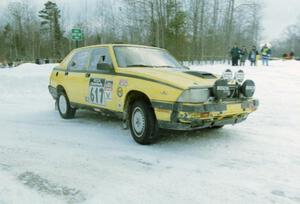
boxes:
[86,47,117,110]
[64,49,90,104]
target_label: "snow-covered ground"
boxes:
[0,61,300,204]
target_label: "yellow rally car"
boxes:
[48,44,259,144]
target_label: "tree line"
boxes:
[0,0,262,63]
[272,17,300,57]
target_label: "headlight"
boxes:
[213,79,230,100]
[177,88,210,103]
[235,70,245,83]
[241,80,255,97]
[222,69,233,81]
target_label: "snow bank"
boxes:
[0,63,57,77]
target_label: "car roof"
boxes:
[73,44,164,52]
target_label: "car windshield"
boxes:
[114,46,184,69]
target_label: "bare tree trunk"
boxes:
[212,0,219,62]
[191,0,200,62]
[199,0,205,60]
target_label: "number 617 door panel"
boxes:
[84,46,118,110]
[86,74,115,109]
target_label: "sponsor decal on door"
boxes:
[88,78,113,106]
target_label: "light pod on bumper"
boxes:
[213,79,230,100]
[222,69,233,81]
[235,70,245,84]
[241,80,256,97]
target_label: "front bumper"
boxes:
[158,115,248,131]
[152,99,259,130]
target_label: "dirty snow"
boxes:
[0,61,300,204]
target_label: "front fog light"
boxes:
[178,88,210,103]
[235,70,245,83]
[241,80,255,97]
[213,79,230,100]
[222,69,233,81]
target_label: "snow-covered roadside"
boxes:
[0,62,300,204]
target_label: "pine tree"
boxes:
[38,1,63,58]
[165,0,187,60]
[3,24,14,61]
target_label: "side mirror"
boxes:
[97,63,113,71]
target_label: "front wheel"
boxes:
[57,91,76,119]
[210,125,224,129]
[129,100,159,145]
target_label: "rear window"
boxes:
[68,50,90,71]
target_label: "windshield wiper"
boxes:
[152,65,175,68]
[153,65,186,69]
[126,64,184,69]
[126,64,152,68]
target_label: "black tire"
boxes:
[57,91,76,119]
[210,125,224,129]
[129,100,159,145]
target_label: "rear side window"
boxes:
[68,50,90,71]
[88,47,112,71]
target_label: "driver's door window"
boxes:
[89,47,112,72]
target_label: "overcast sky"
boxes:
[0,0,299,43]
[262,0,300,42]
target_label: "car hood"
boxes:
[117,68,219,90]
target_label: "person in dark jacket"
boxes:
[230,44,240,66]
[249,46,259,66]
[240,46,248,66]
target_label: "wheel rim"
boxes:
[132,107,146,137]
[59,94,67,115]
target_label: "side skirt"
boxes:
[70,102,123,119]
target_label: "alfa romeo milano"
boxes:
[48,44,259,144]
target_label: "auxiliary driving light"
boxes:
[222,69,233,81]
[241,80,256,98]
[235,70,245,83]
[213,79,231,100]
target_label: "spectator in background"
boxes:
[261,44,272,66]
[35,58,41,65]
[7,62,13,68]
[240,46,248,66]
[249,46,259,66]
[230,44,240,66]
[283,53,288,59]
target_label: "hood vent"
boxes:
[184,71,217,79]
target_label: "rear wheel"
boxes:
[129,100,159,145]
[57,91,76,119]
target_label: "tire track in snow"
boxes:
[18,171,86,204]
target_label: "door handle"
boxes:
[85,73,91,78]
[64,71,69,76]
